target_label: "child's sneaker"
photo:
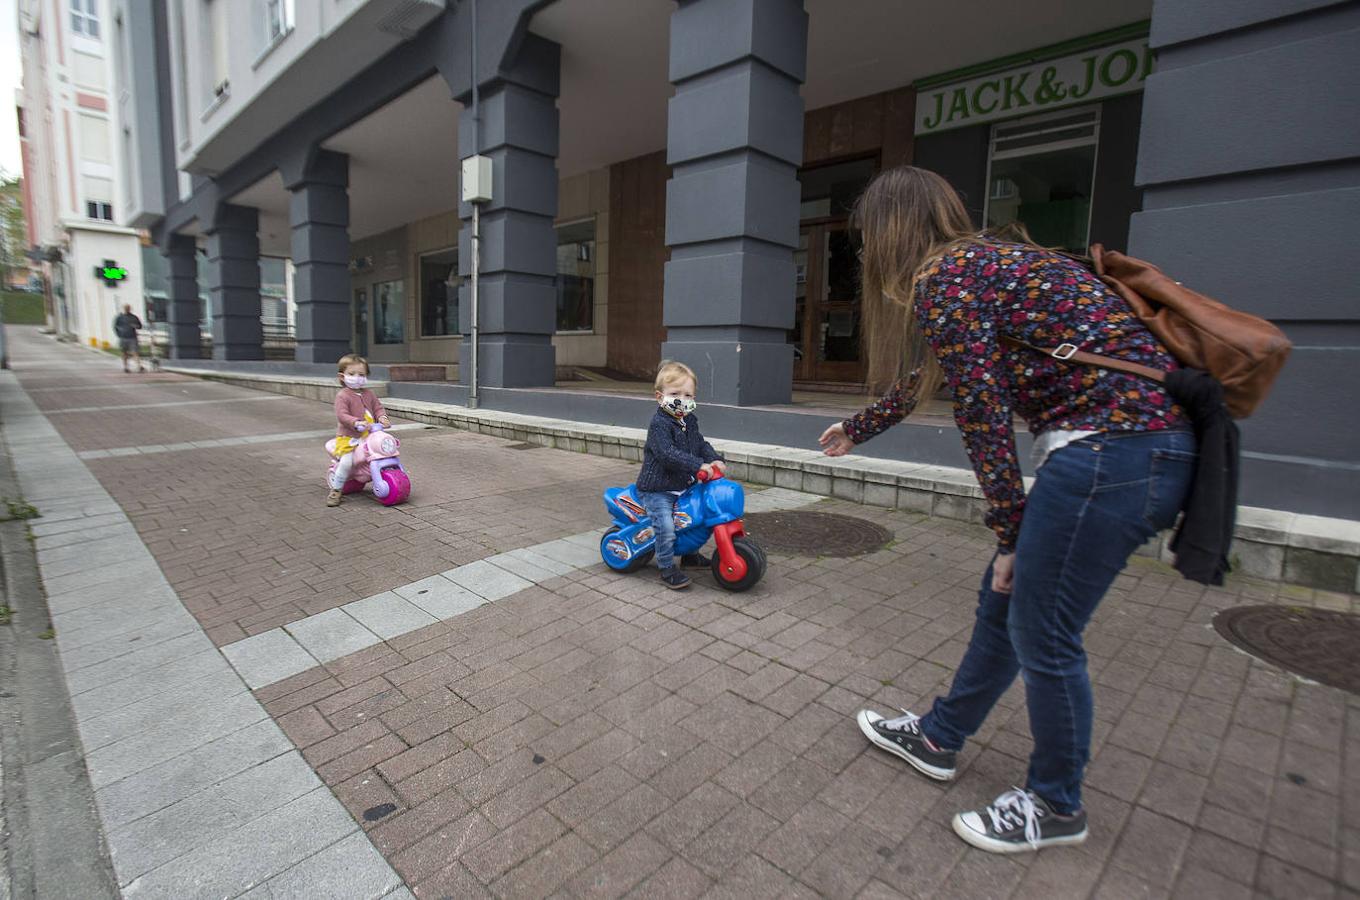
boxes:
[680,552,711,569]
[659,567,691,590]
[326,489,343,507]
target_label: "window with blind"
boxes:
[984,107,1101,252]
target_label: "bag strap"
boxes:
[999,335,1167,384]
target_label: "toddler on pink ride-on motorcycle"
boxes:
[325,353,409,507]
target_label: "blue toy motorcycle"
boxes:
[600,472,767,592]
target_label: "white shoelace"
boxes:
[879,708,922,734]
[985,788,1042,847]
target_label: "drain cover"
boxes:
[743,511,893,558]
[1213,605,1360,695]
[504,442,542,451]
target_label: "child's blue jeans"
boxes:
[637,490,679,571]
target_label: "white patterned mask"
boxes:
[659,395,696,417]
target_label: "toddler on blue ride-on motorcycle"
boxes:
[599,361,766,593]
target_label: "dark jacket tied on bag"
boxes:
[1008,246,1290,586]
[1164,369,1239,586]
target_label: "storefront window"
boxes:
[791,231,808,363]
[798,157,876,222]
[260,257,288,336]
[140,245,168,333]
[372,279,404,345]
[353,288,368,357]
[420,248,458,337]
[985,108,1099,252]
[791,158,873,381]
[197,251,210,330]
[820,228,860,363]
[555,219,594,333]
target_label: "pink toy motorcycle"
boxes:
[325,419,411,506]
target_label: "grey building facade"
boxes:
[115,0,1359,520]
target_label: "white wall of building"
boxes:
[164,0,443,176]
[64,224,148,349]
[18,0,144,347]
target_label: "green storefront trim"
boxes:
[914,20,1151,92]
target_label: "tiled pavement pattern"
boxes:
[18,345,644,648]
[4,328,1359,899]
[220,488,819,692]
[0,354,410,898]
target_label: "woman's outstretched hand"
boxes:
[819,422,854,457]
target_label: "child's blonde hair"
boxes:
[337,353,370,376]
[654,360,697,393]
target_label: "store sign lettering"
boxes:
[915,39,1152,135]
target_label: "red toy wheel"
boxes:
[712,536,766,592]
[341,479,365,495]
[378,469,410,506]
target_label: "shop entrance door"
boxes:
[792,221,864,385]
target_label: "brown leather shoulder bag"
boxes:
[1000,244,1292,418]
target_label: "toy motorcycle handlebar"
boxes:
[695,469,724,482]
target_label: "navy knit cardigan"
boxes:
[636,408,723,493]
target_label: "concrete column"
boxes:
[455,33,560,389]
[162,233,202,359]
[284,151,351,364]
[1132,0,1360,521]
[203,204,263,361]
[661,0,808,406]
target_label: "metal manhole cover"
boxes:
[1213,605,1360,694]
[504,442,542,450]
[743,511,893,558]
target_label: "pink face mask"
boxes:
[343,374,367,390]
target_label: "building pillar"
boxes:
[455,33,560,389]
[162,233,202,359]
[661,0,808,406]
[203,204,263,361]
[1132,1,1360,521]
[284,151,351,364]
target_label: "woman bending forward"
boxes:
[820,167,1194,854]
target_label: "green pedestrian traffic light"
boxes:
[95,259,128,286]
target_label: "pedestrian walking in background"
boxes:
[113,304,145,374]
[820,166,1196,853]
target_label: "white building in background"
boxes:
[16,0,148,349]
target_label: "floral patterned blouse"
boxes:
[843,240,1185,552]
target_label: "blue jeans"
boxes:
[637,490,680,570]
[919,430,1196,814]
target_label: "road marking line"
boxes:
[46,395,292,414]
[77,423,434,460]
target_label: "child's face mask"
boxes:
[343,374,367,390]
[659,395,696,417]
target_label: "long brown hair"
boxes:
[852,166,979,396]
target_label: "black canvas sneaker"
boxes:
[952,788,1088,853]
[855,709,957,781]
[680,552,711,569]
[659,567,692,590]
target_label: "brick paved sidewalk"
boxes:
[5,328,1358,899]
